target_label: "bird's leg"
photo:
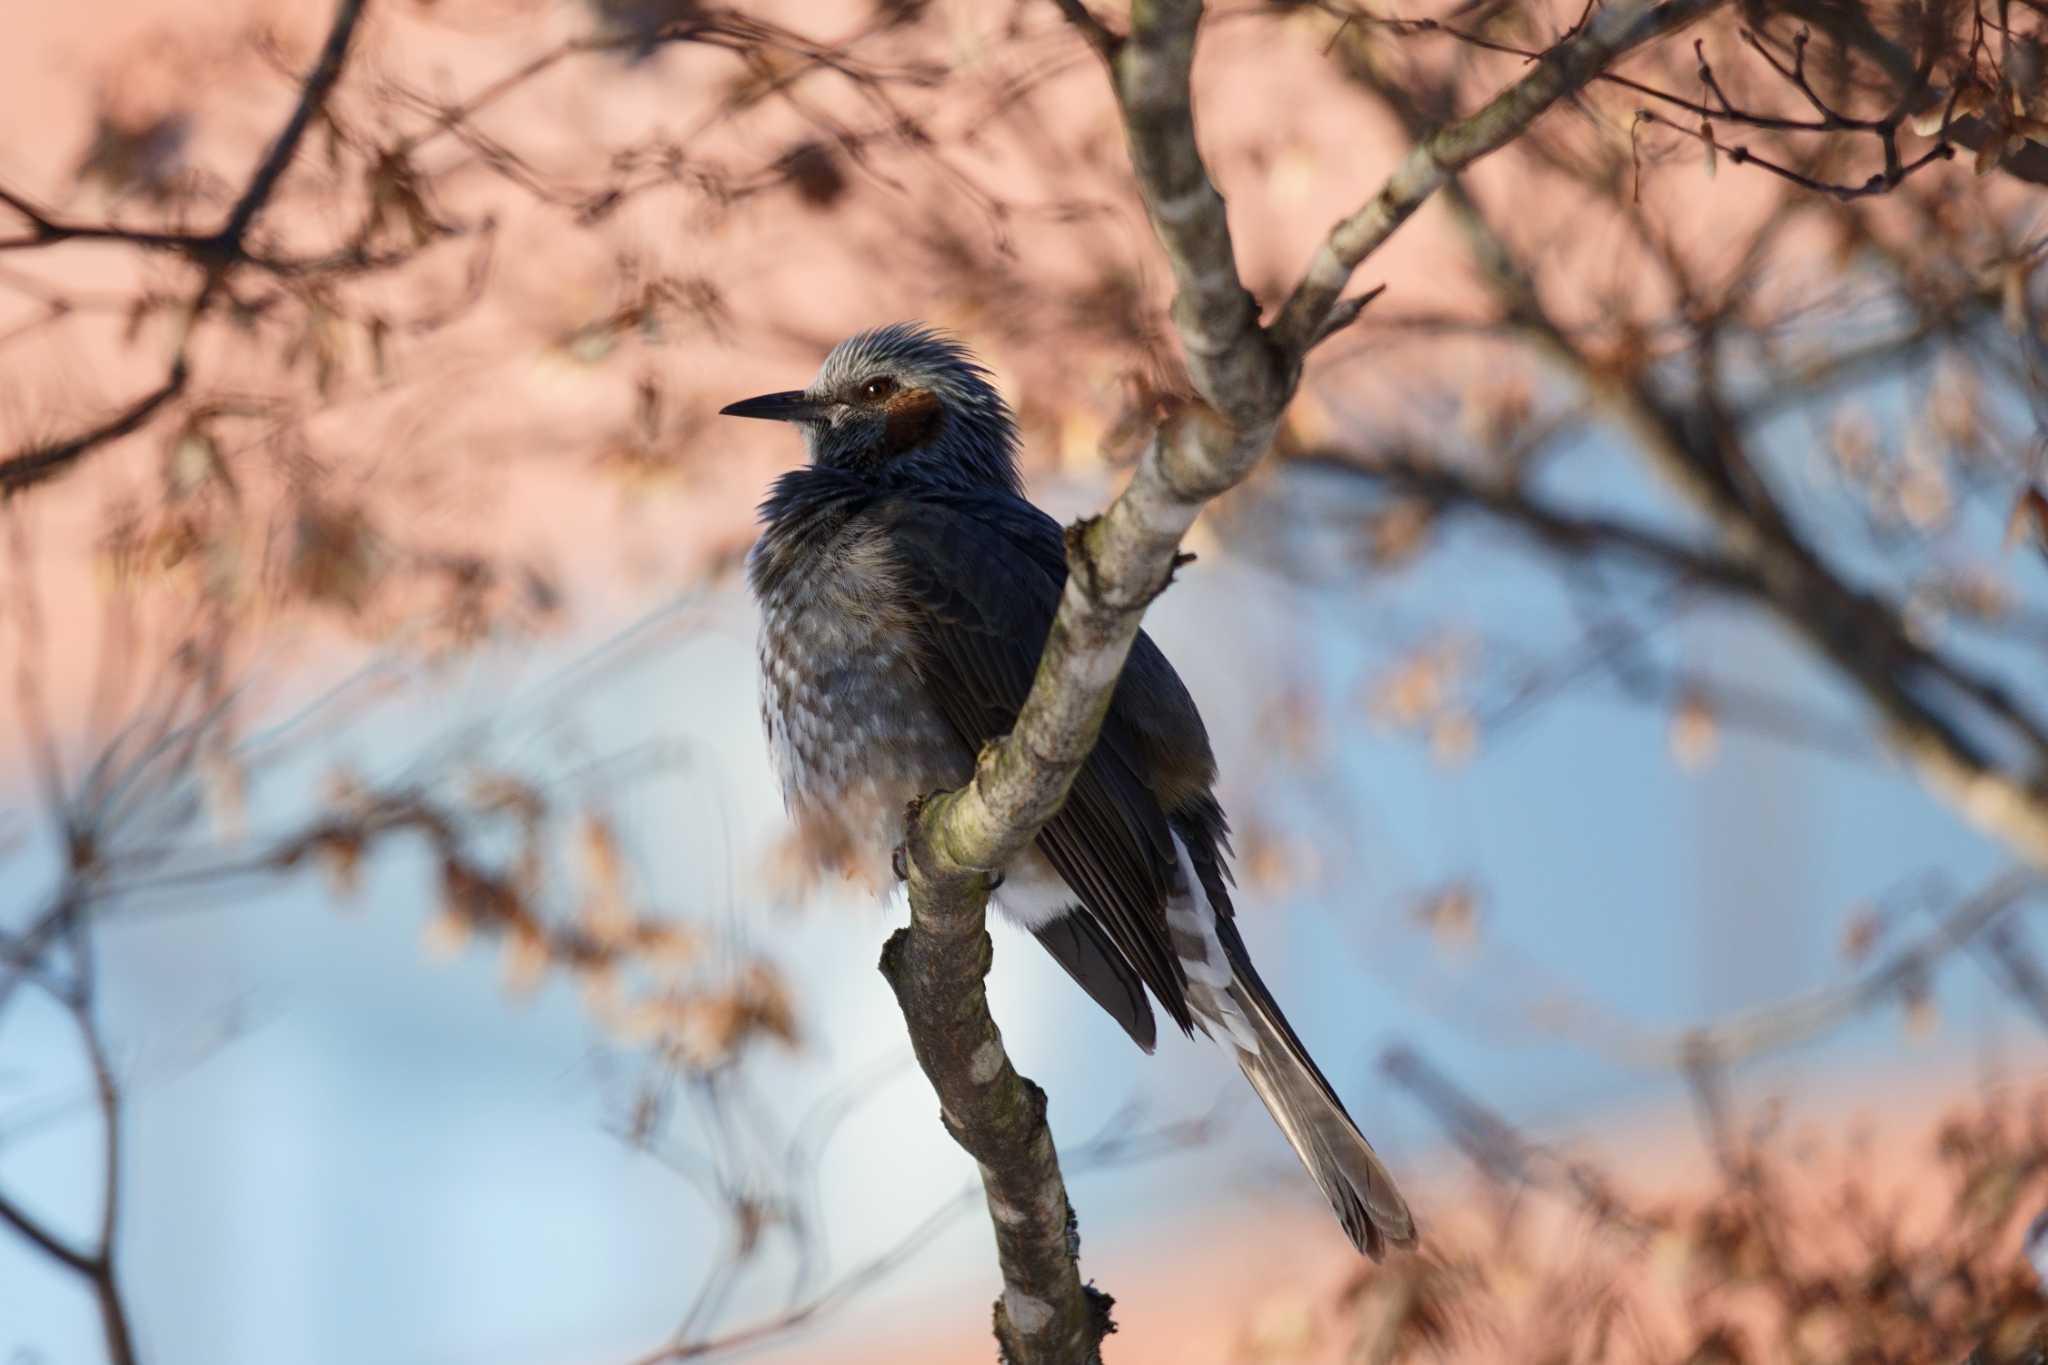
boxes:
[889,847,1004,891]
[894,794,929,883]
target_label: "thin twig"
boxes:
[0,0,369,501]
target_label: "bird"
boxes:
[724,322,1416,1257]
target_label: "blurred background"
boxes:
[4,0,2048,1360]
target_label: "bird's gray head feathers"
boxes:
[722,323,1021,495]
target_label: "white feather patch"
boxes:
[991,868,1073,930]
[1170,832,1260,1055]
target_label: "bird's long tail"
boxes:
[1224,940,1415,1258]
[1168,841,1415,1258]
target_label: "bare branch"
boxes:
[1271,0,1729,360]
[0,359,190,499]
[0,186,219,257]
[1343,56,2048,873]
[1636,107,1957,200]
[1779,0,2048,187]
[877,868,1110,1363]
[0,1186,96,1277]
[1379,1043,1660,1241]
[1109,0,1287,419]
[0,0,369,502]
[75,988,137,1365]
[218,0,369,247]
[628,1100,1219,1364]
[1283,446,1758,593]
[0,931,139,1364]
[1050,0,1122,60]
[1590,870,2038,1070]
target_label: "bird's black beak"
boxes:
[718,390,829,423]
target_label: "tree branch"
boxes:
[0,1185,95,1277]
[876,0,1731,1356]
[878,889,1108,1363]
[1624,869,2040,1070]
[1776,0,2048,187]
[0,359,190,499]
[1113,0,1287,421]
[1636,107,1957,201]
[1270,0,1729,360]
[1282,446,1759,594]
[0,960,139,1365]
[0,0,368,502]
[1049,0,1122,60]
[1381,869,2042,1246]
[1370,69,2048,870]
[218,0,368,249]
[0,187,220,257]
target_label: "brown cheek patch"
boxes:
[881,387,944,456]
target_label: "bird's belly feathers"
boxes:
[755,582,968,881]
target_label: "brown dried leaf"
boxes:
[1414,881,1481,956]
[1367,639,1470,728]
[776,140,847,209]
[500,926,551,998]
[1367,500,1433,569]
[1933,362,1982,448]
[1839,906,1881,963]
[1670,689,1719,772]
[467,770,545,824]
[2006,263,2034,336]
[635,921,705,974]
[288,500,379,613]
[579,813,633,943]
[421,906,473,961]
[74,110,189,200]
[317,830,365,903]
[2005,487,2048,556]
[1430,710,1478,767]
[162,426,228,501]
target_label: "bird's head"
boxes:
[720,323,1021,495]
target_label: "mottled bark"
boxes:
[1270,0,1727,360]
[880,816,1109,1363]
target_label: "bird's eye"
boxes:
[859,376,899,401]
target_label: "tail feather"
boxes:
[1230,976,1416,1258]
[1166,831,1415,1258]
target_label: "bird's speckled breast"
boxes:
[751,522,969,879]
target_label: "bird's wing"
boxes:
[1033,913,1157,1052]
[878,494,1193,1033]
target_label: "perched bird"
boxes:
[725,323,1415,1257]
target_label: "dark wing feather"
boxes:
[1034,913,1157,1051]
[877,494,1194,1034]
